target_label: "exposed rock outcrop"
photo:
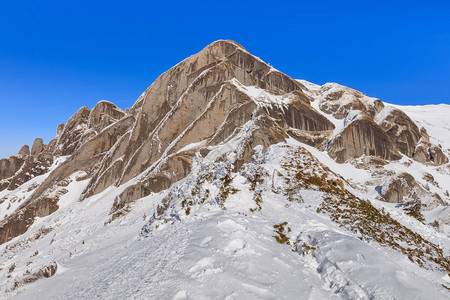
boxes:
[6,153,53,191]
[0,149,53,192]
[0,194,59,244]
[429,145,449,165]
[0,156,25,182]
[88,100,126,133]
[11,261,58,291]
[413,142,449,165]
[54,106,91,156]
[318,83,384,119]
[376,172,444,210]
[30,115,135,204]
[266,97,335,132]
[18,145,30,157]
[328,118,401,163]
[376,108,422,157]
[31,138,45,156]
[377,172,418,203]
[413,143,430,164]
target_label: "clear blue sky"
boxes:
[1,0,449,158]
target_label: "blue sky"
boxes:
[1,0,449,158]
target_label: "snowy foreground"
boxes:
[1,102,450,299]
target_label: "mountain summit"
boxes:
[1,40,450,299]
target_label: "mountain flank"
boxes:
[1,40,450,299]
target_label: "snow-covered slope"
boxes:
[3,141,449,299]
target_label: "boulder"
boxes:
[377,173,418,203]
[429,145,449,165]
[376,172,444,210]
[413,143,449,165]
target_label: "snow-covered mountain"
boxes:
[1,40,449,299]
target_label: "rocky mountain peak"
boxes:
[1,40,449,245]
[1,41,450,298]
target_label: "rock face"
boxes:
[18,145,30,157]
[429,145,449,165]
[88,100,125,132]
[318,86,448,164]
[0,156,24,182]
[318,83,384,119]
[413,143,430,164]
[0,154,53,193]
[0,40,448,245]
[31,138,45,156]
[413,143,449,165]
[7,153,53,191]
[53,106,91,156]
[267,97,335,132]
[377,173,419,203]
[377,108,422,157]
[0,194,59,244]
[328,118,401,163]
